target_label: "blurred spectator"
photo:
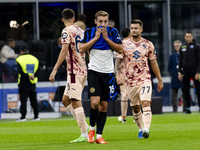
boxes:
[0,38,18,73]
[168,40,184,112]
[108,20,115,28]
[53,37,62,64]
[121,27,130,39]
[74,14,87,30]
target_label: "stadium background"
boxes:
[0,0,199,118]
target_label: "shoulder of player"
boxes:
[107,27,119,35]
[122,38,131,44]
[82,27,93,35]
[142,38,154,47]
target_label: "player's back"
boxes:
[61,25,87,76]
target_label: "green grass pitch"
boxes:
[0,112,200,150]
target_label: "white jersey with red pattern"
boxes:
[115,40,126,83]
[121,37,156,86]
[61,25,87,76]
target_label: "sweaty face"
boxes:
[184,33,193,44]
[130,23,143,38]
[95,16,108,28]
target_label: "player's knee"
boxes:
[99,104,108,112]
[91,97,100,109]
[71,99,81,109]
[62,99,68,107]
[62,96,70,107]
[132,105,141,113]
[141,100,151,108]
[91,101,99,109]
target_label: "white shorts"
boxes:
[64,74,86,101]
[127,82,152,106]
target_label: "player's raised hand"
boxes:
[49,70,57,83]
[94,28,101,40]
[102,26,108,40]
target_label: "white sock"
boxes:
[74,107,87,133]
[81,131,88,138]
[66,103,76,119]
[144,128,149,132]
[96,134,102,139]
[139,128,143,132]
[90,126,95,131]
[142,106,152,131]
[86,123,89,130]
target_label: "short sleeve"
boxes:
[61,28,71,44]
[111,28,122,44]
[148,42,157,61]
[80,28,90,43]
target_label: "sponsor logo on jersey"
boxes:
[133,50,141,59]
[126,47,135,50]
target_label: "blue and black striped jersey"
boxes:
[81,26,122,50]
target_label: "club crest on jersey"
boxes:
[190,45,194,48]
[62,32,68,39]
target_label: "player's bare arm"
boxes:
[150,59,164,93]
[79,28,101,53]
[49,44,69,82]
[101,27,123,54]
[115,57,123,86]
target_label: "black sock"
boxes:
[97,111,107,135]
[90,107,98,127]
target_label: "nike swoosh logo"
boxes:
[39,95,46,98]
[145,113,150,116]
[8,96,15,100]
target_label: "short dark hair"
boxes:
[130,19,143,28]
[77,14,87,22]
[185,31,193,36]
[20,45,29,52]
[121,27,130,38]
[62,8,75,20]
[6,38,14,45]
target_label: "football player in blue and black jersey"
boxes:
[79,10,123,144]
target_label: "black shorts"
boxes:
[88,70,117,101]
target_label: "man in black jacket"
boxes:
[178,31,200,114]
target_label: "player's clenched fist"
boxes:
[49,70,57,83]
